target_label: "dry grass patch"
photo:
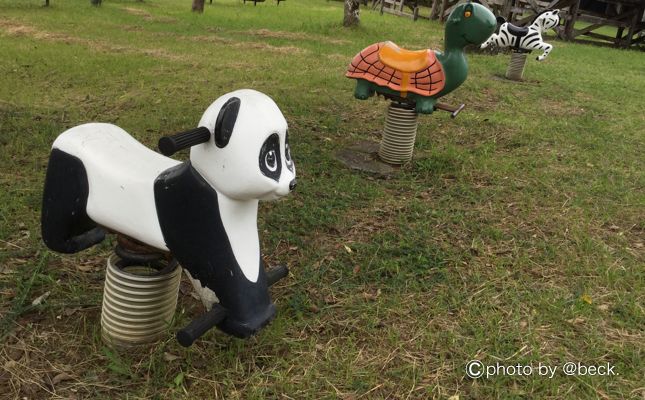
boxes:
[243,28,350,45]
[0,19,186,62]
[121,7,177,23]
[190,34,307,54]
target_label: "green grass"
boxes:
[0,0,643,398]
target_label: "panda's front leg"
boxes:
[537,42,553,61]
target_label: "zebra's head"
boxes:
[533,9,560,32]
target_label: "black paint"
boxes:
[154,162,275,338]
[41,149,106,253]
[259,133,282,182]
[214,97,241,148]
[507,23,530,38]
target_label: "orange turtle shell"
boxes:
[346,41,446,97]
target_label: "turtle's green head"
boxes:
[444,2,496,49]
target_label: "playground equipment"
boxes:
[373,0,422,21]
[345,1,496,165]
[41,89,295,347]
[480,9,561,80]
[243,0,285,5]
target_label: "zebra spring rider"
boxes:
[481,10,560,80]
[346,2,496,165]
[41,89,296,347]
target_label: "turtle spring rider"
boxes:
[480,10,561,80]
[41,89,296,347]
[346,2,496,165]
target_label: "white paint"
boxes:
[53,123,179,250]
[217,195,260,283]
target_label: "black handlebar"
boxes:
[158,126,211,156]
[176,304,227,347]
[266,265,289,286]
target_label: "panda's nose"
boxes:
[289,179,297,191]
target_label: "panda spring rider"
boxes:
[41,89,296,343]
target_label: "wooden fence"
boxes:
[367,0,644,47]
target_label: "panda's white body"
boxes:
[53,123,179,251]
[43,89,296,317]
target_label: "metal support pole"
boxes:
[506,51,528,81]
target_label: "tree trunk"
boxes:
[343,0,360,27]
[192,0,205,13]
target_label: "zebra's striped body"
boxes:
[481,9,560,61]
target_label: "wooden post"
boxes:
[565,0,580,41]
[430,0,440,19]
[624,4,643,47]
[192,0,205,12]
[501,0,512,20]
[615,26,625,46]
[344,0,360,26]
[440,0,449,21]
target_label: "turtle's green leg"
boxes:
[415,97,436,114]
[354,80,375,100]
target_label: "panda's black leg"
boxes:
[41,149,105,253]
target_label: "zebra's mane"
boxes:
[530,9,555,27]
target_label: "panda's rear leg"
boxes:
[41,149,106,253]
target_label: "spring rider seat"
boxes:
[344,2,496,167]
[41,89,296,347]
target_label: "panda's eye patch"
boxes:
[259,133,281,182]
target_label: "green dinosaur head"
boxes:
[444,2,496,50]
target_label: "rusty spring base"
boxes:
[100,235,181,349]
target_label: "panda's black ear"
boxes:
[214,97,241,148]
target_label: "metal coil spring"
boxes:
[101,253,181,349]
[378,103,419,165]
